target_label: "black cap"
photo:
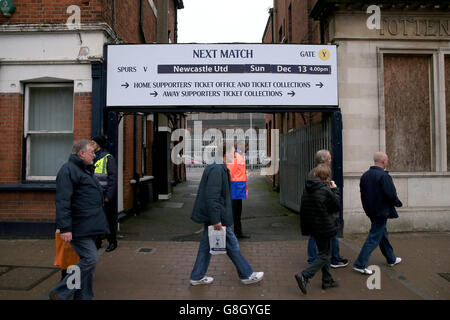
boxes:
[92,135,107,148]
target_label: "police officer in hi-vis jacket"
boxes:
[92,135,118,252]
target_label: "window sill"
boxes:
[0,184,56,191]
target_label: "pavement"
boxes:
[0,167,449,301]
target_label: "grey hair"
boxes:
[71,140,92,155]
[314,149,331,165]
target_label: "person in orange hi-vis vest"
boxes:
[227,148,250,239]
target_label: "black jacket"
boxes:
[93,148,117,200]
[299,180,341,238]
[55,154,109,238]
[191,162,234,227]
[360,166,402,219]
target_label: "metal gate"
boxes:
[280,116,332,212]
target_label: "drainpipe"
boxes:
[270,8,274,44]
[133,115,141,215]
[320,18,325,44]
[174,0,178,43]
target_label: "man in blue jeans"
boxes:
[353,152,403,275]
[49,140,109,300]
[307,150,348,268]
[189,143,263,286]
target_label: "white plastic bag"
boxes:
[208,225,226,255]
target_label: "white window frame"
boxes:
[24,83,74,181]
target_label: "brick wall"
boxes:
[0,0,180,224]
[123,115,134,210]
[0,93,23,185]
[268,0,320,43]
[168,0,176,43]
[0,0,107,24]
[112,0,158,43]
[73,92,92,140]
[114,0,142,43]
[144,0,157,43]
[0,0,158,45]
[0,191,55,221]
[0,91,94,222]
[263,12,273,43]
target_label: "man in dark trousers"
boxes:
[92,135,118,252]
[353,151,403,275]
[49,140,109,300]
[189,143,263,286]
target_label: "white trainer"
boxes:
[190,276,214,286]
[241,272,264,285]
[389,257,402,267]
[353,267,373,275]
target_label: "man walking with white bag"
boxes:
[189,142,264,286]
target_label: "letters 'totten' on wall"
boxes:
[379,17,450,37]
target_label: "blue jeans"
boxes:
[190,226,253,281]
[51,236,99,300]
[308,235,342,264]
[353,217,396,269]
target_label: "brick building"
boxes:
[262,1,342,231]
[0,0,185,236]
[263,0,450,233]
[263,0,327,191]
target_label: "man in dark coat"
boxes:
[353,152,403,275]
[92,135,118,252]
[189,143,264,286]
[295,164,341,294]
[49,140,109,300]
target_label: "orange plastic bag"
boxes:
[53,232,79,269]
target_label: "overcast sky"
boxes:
[177,0,273,43]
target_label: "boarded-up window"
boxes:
[446,56,450,171]
[384,55,432,172]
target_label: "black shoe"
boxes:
[236,233,251,239]
[322,280,339,290]
[294,273,308,294]
[105,243,117,252]
[330,258,349,268]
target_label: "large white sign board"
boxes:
[106,44,338,107]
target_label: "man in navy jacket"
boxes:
[353,152,403,275]
[189,143,263,286]
[49,140,109,300]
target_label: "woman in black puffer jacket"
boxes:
[295,164,341,294]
